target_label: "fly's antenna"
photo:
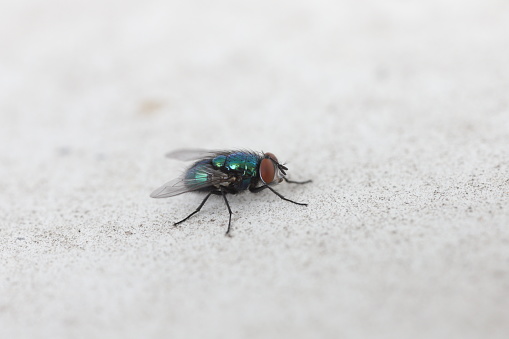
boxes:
[278,164,287,175]
[269,157,288,175]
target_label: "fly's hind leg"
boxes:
[174,191,215,226]
[174,187,234,237]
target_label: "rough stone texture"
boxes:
[1,0,508,338]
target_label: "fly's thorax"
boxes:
[212,152,259,178]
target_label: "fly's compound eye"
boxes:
[265,152,278,163]
[260,152,279,184]
[260,158,276,184]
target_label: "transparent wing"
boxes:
[165,149,220,161]
[166,148,261,161]
[150,164,231,198]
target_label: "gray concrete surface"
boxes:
[1,0,508,338]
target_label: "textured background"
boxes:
[1,0,508,338]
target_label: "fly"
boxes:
[150,149,311,236]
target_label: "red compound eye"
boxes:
[265,152,278,163]
[260,152,278,184]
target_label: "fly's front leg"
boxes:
[283,177,312,185]
[249,185,308,206]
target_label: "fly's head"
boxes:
[259,152,287,185]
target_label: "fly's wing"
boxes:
[166,149,220,161]
[150,164,230,198]
[166,149,261,161]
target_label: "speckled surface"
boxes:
[1,0,508,338]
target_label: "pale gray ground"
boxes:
[1,0,508,338]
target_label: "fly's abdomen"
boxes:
[184,160,211,188]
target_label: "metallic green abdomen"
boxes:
[185,159,210,185]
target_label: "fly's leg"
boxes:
[219,187,234,236]
[284,177,312,185]
[249,185,308,206]
[174,191,214,226]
